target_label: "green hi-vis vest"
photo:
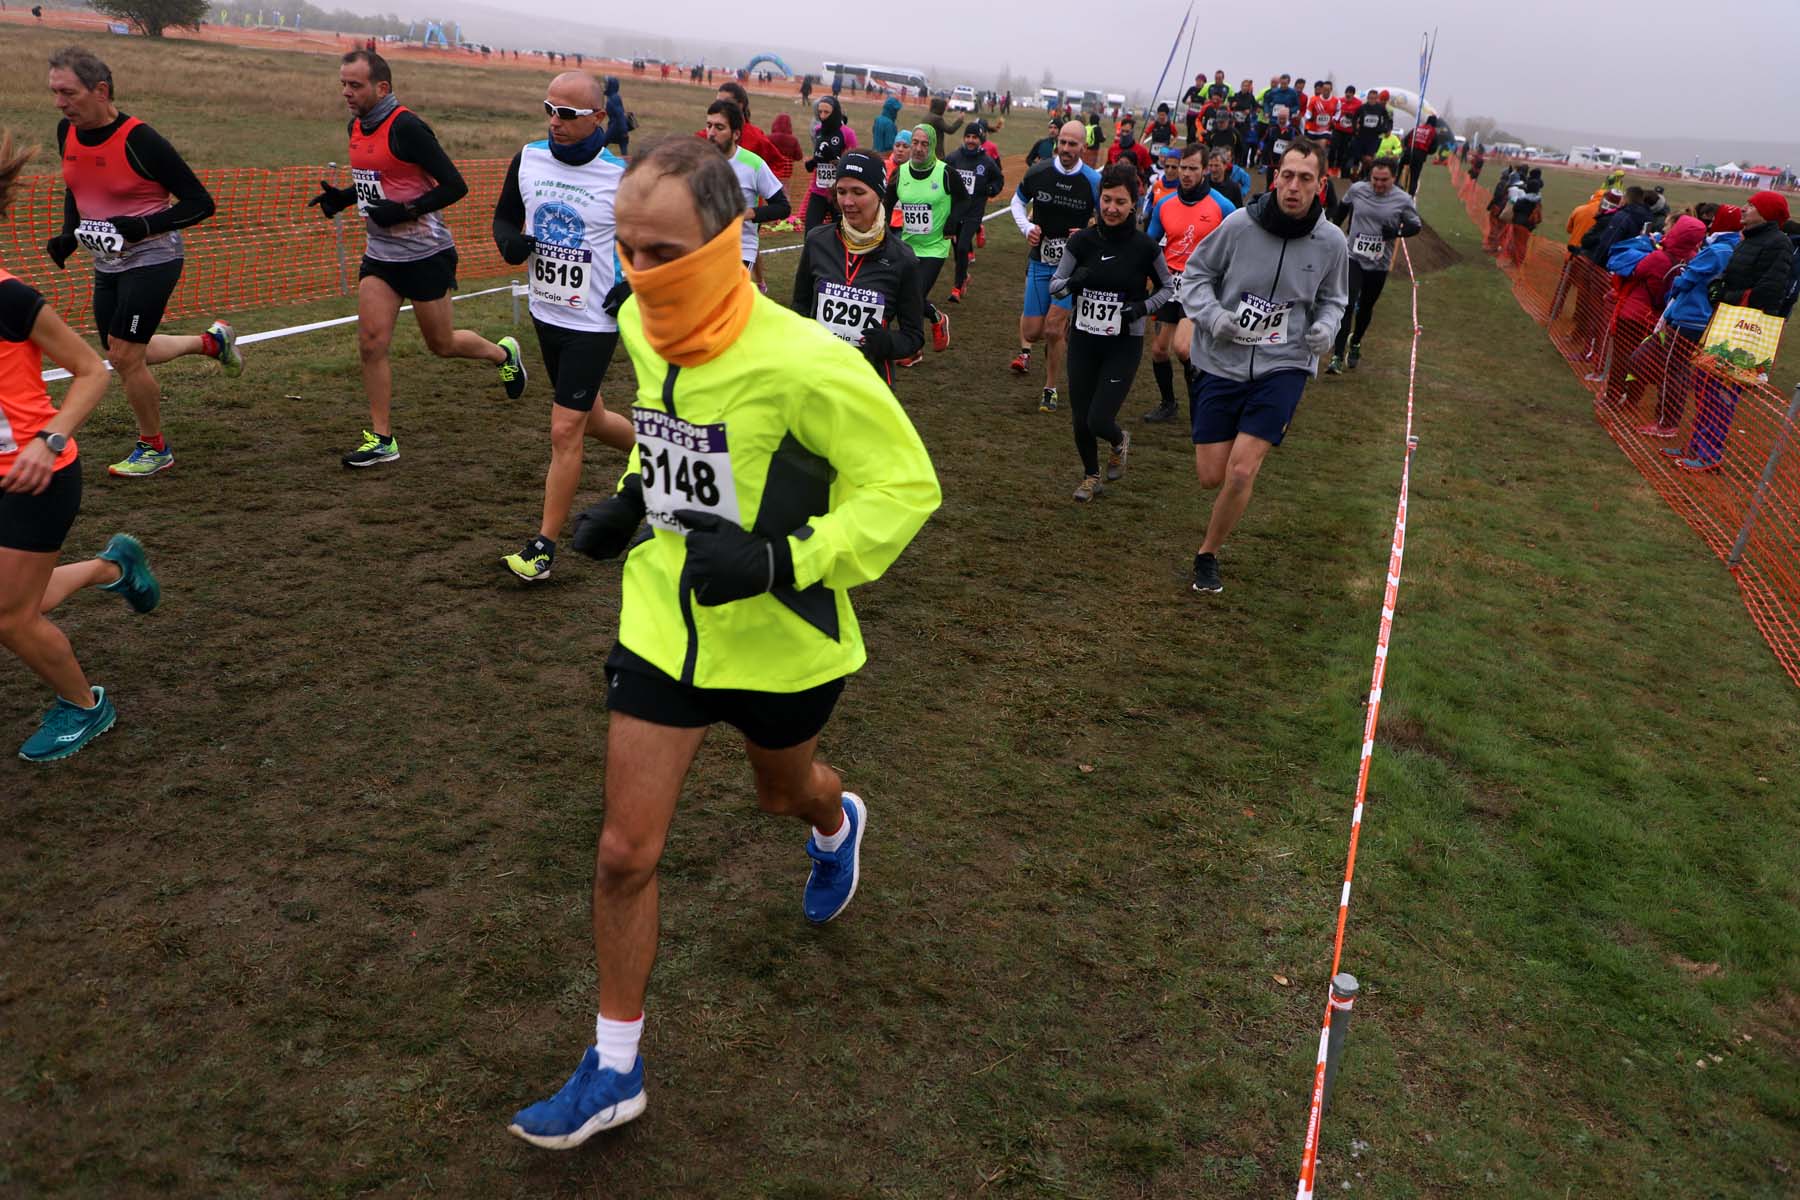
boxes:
[895,159,952,260]
[614,291,942,691]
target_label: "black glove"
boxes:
[496,230,536,264]
[804,157,818,173]
[674,510,794,606]
[1380,223,1401,239]
[860,324,894,358]
[365,198,413,228]
[105,215,151,244]
[1706,278,1725,306]
[45,233,76,270]
[601,279,633,316]
[571,475,646,560]
[1121,300,1147,324]
[307,179,354,218]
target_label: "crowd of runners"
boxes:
[5,41,1786,1155]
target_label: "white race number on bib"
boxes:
[957,168,977,195]
[814,161,836,189]
[900,203,934,236]
[350,167,386,218]
[814,281,885,344]
[1075,289,1124,337]
[1352,233,1388,259]
[531,244,593,310]
[1232,292,1292,345]
[75,219,124,260]
[1040,236,1067,266]
[635,409,742,535]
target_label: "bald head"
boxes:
[548,70,604,109]
[1054,120,1084,167]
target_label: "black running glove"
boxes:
[307,179,355,218]
[365,199,414,228]
[1121,300,1147,324]
[674,511,795,606]
[496,230,536,264]
[571,475,646,560]
[105,215,150,244]
[859,324,894,358]
[602,279,633,316]
[45,234,76,269]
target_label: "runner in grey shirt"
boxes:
[1329,157,1422,372]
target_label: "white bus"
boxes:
[1038,87,1061,109]
[821,61,929,96]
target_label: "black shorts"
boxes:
[604,644,845,751]
[532,318,619,413]
[93,259,182,347]
[1156,301,1186,325]
[359,248,459,302]
[0,459,82,553]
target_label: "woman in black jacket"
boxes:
[1048,163,1174,501]
[792,152,925,386]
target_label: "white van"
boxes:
[949,86,978,113]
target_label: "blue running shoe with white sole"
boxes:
[97,533,161,614]
[508,1048,646,1149]
[803,792,866,925]
[20,686,117,763]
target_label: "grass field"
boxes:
[3,35,1799,1200]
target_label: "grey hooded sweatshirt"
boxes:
[1179,192,1349,380]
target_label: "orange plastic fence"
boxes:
[1449,158,1800,686]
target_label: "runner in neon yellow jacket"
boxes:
[508,139,940,1152]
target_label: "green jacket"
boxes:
[615,291,942,691]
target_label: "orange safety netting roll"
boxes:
[1448,158,1800,687]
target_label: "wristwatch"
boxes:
[35,430,69,453]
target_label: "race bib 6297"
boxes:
[814,281,885,344]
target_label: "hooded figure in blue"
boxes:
[602,75,628,154]
[873,96,902,154]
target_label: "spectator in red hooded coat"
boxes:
[1605,215,1706,405]
[767,113,804,179]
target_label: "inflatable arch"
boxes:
[744,54,793,77]
[1375,87,1440,125]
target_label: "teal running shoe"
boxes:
[19,687,116,763]
[498,335,528,399]
[96,534,160,614]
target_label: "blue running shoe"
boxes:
[803,792,866,925]
[96,534,161,614]
[508,1048,646,1149]
[19,687,116,763]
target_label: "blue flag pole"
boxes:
[1144,3,1194,123]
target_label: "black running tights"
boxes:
[918,254,945,323]
[1334,262,1389,355]
[1066,331,1142,476]
[952,215,980,288]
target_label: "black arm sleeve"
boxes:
[883,247,926,363]
[944,167,970,203]
[987,154,1005,198]
[0,278,47,343]
[388,111,469,216]
[752,186,790,226]
[791,240,816,314]
[492,150,530,262]
[883,172,903,213]
[122,123,215,233]
[55,121,78,236]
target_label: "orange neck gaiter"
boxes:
[621,220,755,367]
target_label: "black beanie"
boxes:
[835,152,886,192]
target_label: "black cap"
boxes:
[835,152,886,193]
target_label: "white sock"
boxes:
[812,798,850,853]
[594,1012,643,1074]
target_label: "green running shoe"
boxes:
[96,533,161,614]
[342,430,399,468]
[498,335,528,399]
[209,320,243,378]
[503,536,555,583]
[1039,387,1059,413]
[19,686,116,763]
[108,441,173,478]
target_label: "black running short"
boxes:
[1156,301,1186,325]
[359,248,459,302]
[93,259,182,347]
[0,459,82,553]
[532,318,619,413]
[604,644,846,750]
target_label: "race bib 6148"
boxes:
[635,408,742,534]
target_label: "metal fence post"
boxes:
[328,161,349,295]
[1729,383,1800,567]
[1321,973,1360,1116]
[510,280,522,328]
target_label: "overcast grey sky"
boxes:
[449,0,1795,144]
